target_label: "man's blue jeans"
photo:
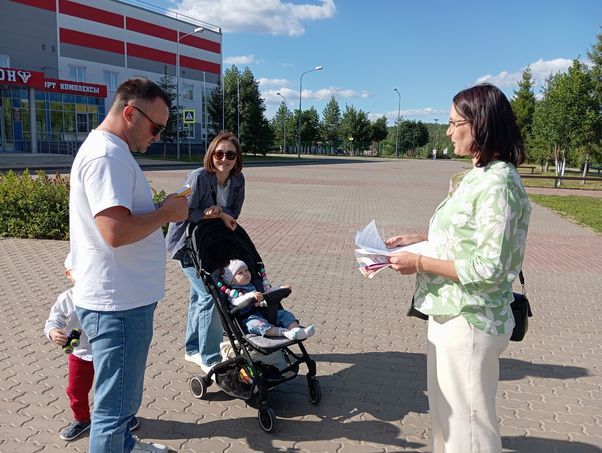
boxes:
[76,303,156,453]
[181,264,223,366]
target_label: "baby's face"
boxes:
[232,266,251,285]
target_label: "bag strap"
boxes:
[518,270,526,295]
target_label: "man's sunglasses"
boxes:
[213,150,237,160]
[127,105,166,136]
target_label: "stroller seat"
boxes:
[184,219,321,433]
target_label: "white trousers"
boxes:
[427,315,510,453]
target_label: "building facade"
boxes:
[0,0,222,154]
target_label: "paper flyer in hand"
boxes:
[355,220,431,279]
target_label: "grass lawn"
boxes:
[529,194,602,233]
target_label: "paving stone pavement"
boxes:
[1,159,601,453]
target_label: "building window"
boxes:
[103,71,118,91]
[76,112,88,133]
[183,83,193,101]
[0,54,9,67]
[69,65,86,82]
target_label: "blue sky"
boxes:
[160,0,601,124]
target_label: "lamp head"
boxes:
[315,66,323,71]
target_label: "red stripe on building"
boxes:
[179,33,221,54]
[126,17,177,41]
[127,43,176,65]
[9,0,56,11]
[60,28,125,54]
[59,0,123,28]
[180,55,220,75]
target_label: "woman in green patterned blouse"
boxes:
[386,84,531,453]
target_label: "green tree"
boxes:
[238,67,272,154]
[320,95,341,152]
[271,101,293,153]
[156,67,177,157]
[511,66,536,139]
[211,65,272,154]
[370,115,389,156]
[301,106,320,153]
[339,105,372,155]
[532,60,600,185]
[585,27,602,178]
[206,79,223,142]
[398,120,429,157]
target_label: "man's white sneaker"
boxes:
[131,436,168,453]
[184,352,202,367]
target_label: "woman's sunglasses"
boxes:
[213,150,237,160]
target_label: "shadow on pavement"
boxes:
[140,351,591,450]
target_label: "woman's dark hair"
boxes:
[452,83,526,167]
[203,132,243,176]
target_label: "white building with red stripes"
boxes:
[0,0,221,154]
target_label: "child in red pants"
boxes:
[44,254,139,441]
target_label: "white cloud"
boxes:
[476,58,574,88]
[257,77,291,87]
[369,108,448,125]
[224,55,257,65]
[175,0,336,37]
[261,86,370,104]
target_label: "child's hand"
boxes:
[49,328,67,347]
[254,291,264,302]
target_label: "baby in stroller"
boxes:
[221,259,316,341]
[186,219,321,432]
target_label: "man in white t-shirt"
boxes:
[70,77,188,453]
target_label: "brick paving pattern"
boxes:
[1,159,601,452]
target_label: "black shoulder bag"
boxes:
[510,270,533,341]
[408,270,533,342]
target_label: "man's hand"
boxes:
[159,194,188,222]
[49,328,67,347]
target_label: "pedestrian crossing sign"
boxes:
[183,109,195,124]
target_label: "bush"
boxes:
[0,170,70,240]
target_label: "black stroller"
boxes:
[184,219,321,432]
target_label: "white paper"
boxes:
[354,220,434,279]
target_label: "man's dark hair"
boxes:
[111,77,171,111]
[453,83,526,167]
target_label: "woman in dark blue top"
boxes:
[165,131,245,373]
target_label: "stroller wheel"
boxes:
[258,405,276,433]
[308,379,321,405]
[189,375,208,399]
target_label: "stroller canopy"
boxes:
[186,219,263,276]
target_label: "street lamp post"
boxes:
[433,118,439,160]
[176,26,204,161]
[393,88,401,158]
[276,92,286,153]
[297,65,323,158]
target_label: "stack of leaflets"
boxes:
[355,220,431,279]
